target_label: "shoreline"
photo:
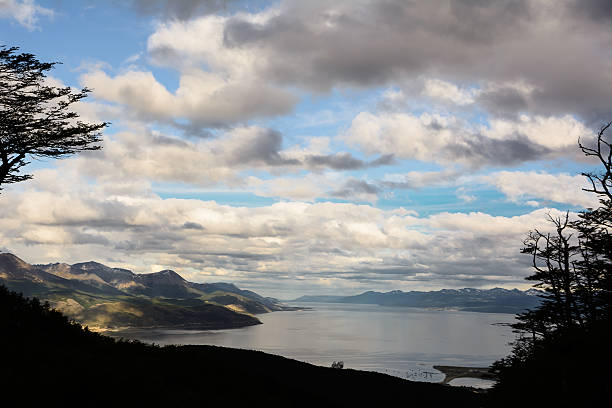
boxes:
[100,326,500,390]
[434,365,497,384]
[97,320,262,335]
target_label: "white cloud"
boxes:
[383,169,464,189]
[343,111,594,167]
[3,0,608,298]
[343,112,454,162]
[0,0,52,30]
[422,78,475,105]
[78,1,612,133]
[82,68,295,128]
[456,188,477,203]
[0,168,573,296]
[55,125,393,203]
[247,174,338,202]
[486,171,598,208]
[484,115,592,152]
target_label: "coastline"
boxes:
[434,365,497,384]
[96,319,262,334]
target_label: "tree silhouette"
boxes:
[490,123,612,406]
[0,284,482,406]
[0,46,106,190]
[575,122,612,322]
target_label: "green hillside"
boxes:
[0,252,292,330]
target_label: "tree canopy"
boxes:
[0,46,106,190]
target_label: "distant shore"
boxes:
[434,365,497,384]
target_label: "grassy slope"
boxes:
[1,279,263,329]
[0,285,483,406]
[0,253,272,329]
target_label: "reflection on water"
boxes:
[448,377,497,389]
[115,302,516,383]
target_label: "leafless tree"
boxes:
[579,122,612,202]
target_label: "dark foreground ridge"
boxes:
[0,285,482,406]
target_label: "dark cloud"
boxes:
[227,128,394,171]
[219,0,612,121]
[369,154,396,167]
[475,87,529,118]
[381,170,462,190]
[151,134,190,147]
[180,251,273,261]
[222,0,532,89]
[570,0,612,22]
[172,122,215,139]
[71,231,111,246]
[447,134,550,166]
[228,129,299,166]
[115,237,177,252]
[306,152,364,170]
[182,222,205,230]
[447,0,531,43]
[126,0,233,19]
[330,179,380,199]
[426,119,446,131]
[305,153,394,170]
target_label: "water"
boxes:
[115,302,516,384]
[448,378,497,389]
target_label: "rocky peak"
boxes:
[137,269,186,286]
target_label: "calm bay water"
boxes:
[116,302,516,383]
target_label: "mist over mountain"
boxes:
[0,252,292,330]
[293,287,542,314]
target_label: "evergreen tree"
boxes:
[489,123,612,406]
[0,46,106,190]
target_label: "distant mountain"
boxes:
[0,252,292,330]
[293,287,542,314]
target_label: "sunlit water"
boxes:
[114,302,516,385]
[448,378,497,389]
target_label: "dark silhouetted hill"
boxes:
[487,321,612,407]
[0,285,483,406]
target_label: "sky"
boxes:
[1,0,611,298]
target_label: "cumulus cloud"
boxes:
[0,173,570,296]
[213,0,612,121]
[486,171,598,208]
[474,81,534,118]
[568,0,612,23]
[382,170,464,190]
[3,0,607,297]
[422,78,475,106]
[81,1,612,132]
[44,126,391,201]
[329,179,381,203]
[221,1,528,88]
[343,112,593,167]
[0,0,52,29]
[81,68,296,128]
[247,174,338,202]
[125,0,234,19]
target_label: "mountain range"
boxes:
[293,287,542,314]
[0,252,292,330]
